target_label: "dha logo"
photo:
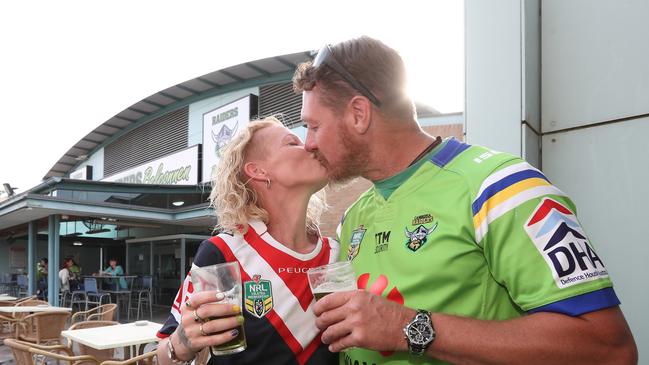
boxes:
[524,198,609,289]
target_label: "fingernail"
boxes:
[232,304,240,313]
[215,292,225,300]
[231,329,239,337]
[237,315,245,324]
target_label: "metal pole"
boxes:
[53,215,60,300]
[47,215,58,305]
[125,241,129,274]
[27,221,36,295]
[149,242,153,276]
[99,246,103,273]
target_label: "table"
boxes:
[0,295,17,301]
[85,275,137,321]
[0,306,72,313]
[61,321,162,356]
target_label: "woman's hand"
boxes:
[171,290,244,360]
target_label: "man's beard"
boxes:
[315,124,370,183]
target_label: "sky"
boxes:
[0,0,464,196]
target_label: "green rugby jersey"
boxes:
[337,138,619,365]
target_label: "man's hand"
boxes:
[314,290,416,352]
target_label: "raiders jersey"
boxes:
[337,138,620,365]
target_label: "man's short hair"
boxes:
[293,36,416,120]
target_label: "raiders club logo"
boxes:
[524,198,609,288]
[404,214,438,252]
[244,274,273,318]
[347,225,367,261]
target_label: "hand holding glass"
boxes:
[307,261,357,301]
[191,262,247,356]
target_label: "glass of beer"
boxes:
[190,262,246,356]
[307,261,357,301]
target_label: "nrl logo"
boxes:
[348,225,367,261]
[404,222,438,252]
[244,274,273,318]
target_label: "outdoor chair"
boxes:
[71,303,117,324]
[0,312,21,339]
[60,289,73,307]
[13,300,50,320]
[83,278,112,310]
[16,275,29,297]
[128,276,152,320]
[4,337,100,365]
[15,311,70,345]
[100,350,157,365]
[67,320,119,363]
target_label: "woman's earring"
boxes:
[266,177,271,189]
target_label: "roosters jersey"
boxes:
[157,220,339,365]
[337,138,620,365]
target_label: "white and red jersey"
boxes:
[157,220,339,365]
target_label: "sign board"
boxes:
[201,95,258,183]
[102,145,199,185]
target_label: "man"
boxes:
[293,36,637,365]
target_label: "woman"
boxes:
[103,258,127,290]
[157,116,338,365]
[58,260,70,292]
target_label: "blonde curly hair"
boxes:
[209,116,327,235]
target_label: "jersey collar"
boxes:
[248,219,324,261]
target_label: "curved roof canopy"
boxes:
[44,51,314,180]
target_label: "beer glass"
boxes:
[191,262,246,356]
[307,261,357,301]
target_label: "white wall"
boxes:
[542,0,649,356]
[542,0,649,131]
[465,0,523,157]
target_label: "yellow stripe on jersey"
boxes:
[473,177,552,229]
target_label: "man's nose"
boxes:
[304,131,317,152]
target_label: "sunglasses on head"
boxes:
[312,44,382,107]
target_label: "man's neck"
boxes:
[363,127,436,182]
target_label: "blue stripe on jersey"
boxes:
[471,169,549,215]
[527,288,620,316]
[430,138,470,167]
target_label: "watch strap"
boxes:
[404,309,435,356]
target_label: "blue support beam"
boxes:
[47,215,60,305]
[27,221,36,295]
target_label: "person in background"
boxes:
[156,116,337,365]
[104,258,127,290]
[66,257,82,291]
[292,36,637,365]
[36,257,48,299]
[59,261,70,292]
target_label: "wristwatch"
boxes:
[403,309,435,356]
[167,336,194,365]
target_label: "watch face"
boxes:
[407,321,433,345]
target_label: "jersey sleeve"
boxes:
[156,238,227,338]
[475,159,619,316]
